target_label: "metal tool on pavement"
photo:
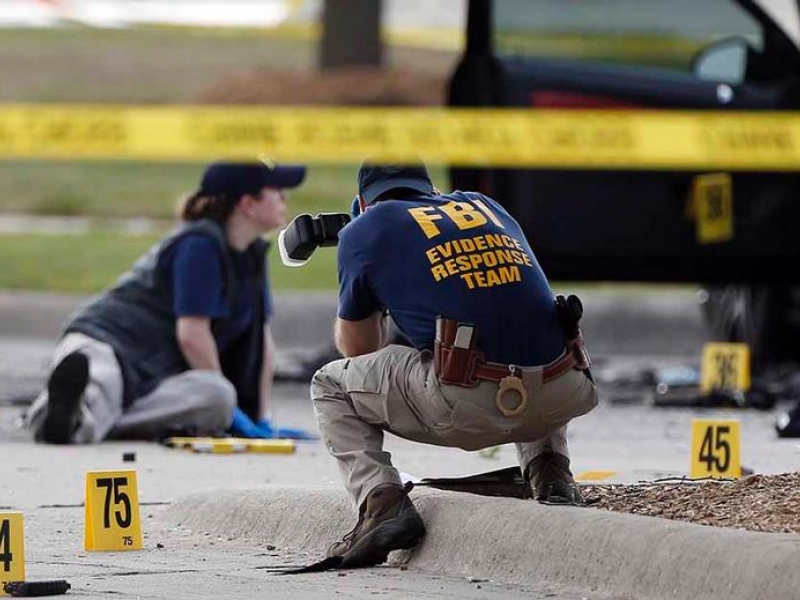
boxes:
[3,580,71,597]
[163,437,296,454]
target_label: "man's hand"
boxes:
[334,312,385,357]
[350,195,361,219]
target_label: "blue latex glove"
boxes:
[256,418,318,441]
[230,409,318,440]
[229,407,267,439]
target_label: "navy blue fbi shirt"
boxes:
[164,235,273,353]
[337,191,566,366]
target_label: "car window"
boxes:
[494,0,762,69]
[756,0,800,48]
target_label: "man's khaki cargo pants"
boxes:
[311,344,598,509]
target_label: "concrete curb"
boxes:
[163,487,800,600]
[0,289,705,355]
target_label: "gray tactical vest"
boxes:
[66,219,267,418]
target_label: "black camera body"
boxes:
[278,212,351,265]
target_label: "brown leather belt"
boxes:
[437,344,582,385]
[433,316,590,388]
[476,349,580,384]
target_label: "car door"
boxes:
[449,0,800,283]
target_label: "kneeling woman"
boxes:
[26,161,305,444]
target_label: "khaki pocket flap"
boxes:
[344,356,389,395]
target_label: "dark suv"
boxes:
[448,0,800,371]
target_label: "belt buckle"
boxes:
[495,364,528,417]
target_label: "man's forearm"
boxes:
[334,312,385,357]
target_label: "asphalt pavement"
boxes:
[2,289,800,599]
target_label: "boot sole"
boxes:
[42,352,90,444]
[537,496,586,507]
[339,514,426,569]
[536,485,586,506]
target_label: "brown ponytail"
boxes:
[179,191,238,223]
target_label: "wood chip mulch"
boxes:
[583,473,800,534]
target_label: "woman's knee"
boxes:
[188,371,237,415]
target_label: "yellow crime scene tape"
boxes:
[1,104,800,169]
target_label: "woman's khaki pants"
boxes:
[26,333,236,443]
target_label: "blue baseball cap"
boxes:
[199,161,306,198]
[357,162,433,205]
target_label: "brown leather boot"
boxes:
[525,450,586,506]
[328,482,426,568]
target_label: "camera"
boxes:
[278,212,351,267]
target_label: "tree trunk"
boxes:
[320,0,383,70]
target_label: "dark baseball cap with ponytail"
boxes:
[200,161,306,197]
[182,160,306,222]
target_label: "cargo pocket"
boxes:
[405,359,455,431]
[541,371,598,426]
[344,355,391,426]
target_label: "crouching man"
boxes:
[311,162,598,568]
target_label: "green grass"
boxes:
[0,230,339,293]
[0,161,448,219]
[0,161,200,218]
[0,160,697,295]
[0,232,159,292]
[0,161,447,292]
[0,231,695,295]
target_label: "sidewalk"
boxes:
[5,404,799,599]
[0,287,706,404]
[167,486,800,600]
[0,287,706,349]
[6,288,794,599]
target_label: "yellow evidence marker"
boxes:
[688,173,734,244]
[0,513,24,597]
[163,437,296,454]
[575,470,617,482]
[700,342,751,393]
[85,470,143,552]
[246,439,297,454]
[691,419,741,479]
